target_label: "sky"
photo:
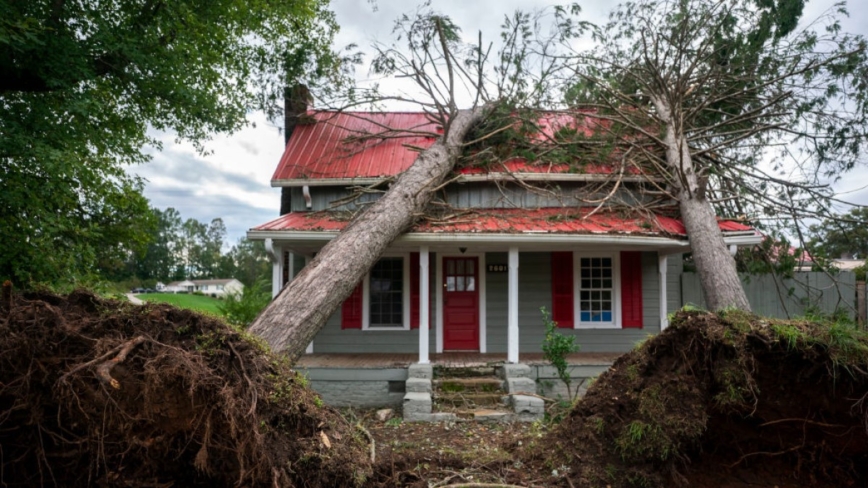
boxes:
[128,0,868,246]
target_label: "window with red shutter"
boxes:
[551,252,574,328]
[620,251,643,328]
[341,282,363,329]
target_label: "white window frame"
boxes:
[573,251,621,329]
[362,253,411,331]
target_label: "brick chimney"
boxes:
[280,84,312,215]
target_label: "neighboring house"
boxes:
[165,280,196,294]
[247,110,762,367]
[165,279,244,297]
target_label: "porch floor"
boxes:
[295,352,622,369]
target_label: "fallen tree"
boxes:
[249,105,488,360]
[562,0,868,310]
[248,9,567,359]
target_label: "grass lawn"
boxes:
[139,293,223,315]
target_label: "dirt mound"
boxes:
[540,310,868,487]
[0,289,372,487]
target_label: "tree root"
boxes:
[356,422,376,463]
[58,336,148,388]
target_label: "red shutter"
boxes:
[620,251,643,328]
[341,282,363,329]
[410,252,420,329]
[551,252,574,328]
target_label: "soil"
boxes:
[3,289,867,487]
[0,289,371,487]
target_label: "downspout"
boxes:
[302,185,312,209]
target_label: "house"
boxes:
[165,279,244,297]
[247,110,762,412]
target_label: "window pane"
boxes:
[467,276,476,291]
[447,260,455,275]
[467,260,475,275]
[446,276,456,291]
[369,258,403,327]
[456,260,465,275]
[457,276,465,291]
[579,255,614,324]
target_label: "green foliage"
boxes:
[540,306,581,400]
[565,0,868,282]
[808,207,868,261]
[218,277,272,327]
[0,0,341,287]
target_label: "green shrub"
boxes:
[540,306,581,400]
[219,277,272,327]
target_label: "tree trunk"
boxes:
[679,189,751,311]
[248,107,488,363]
[653,96,751,312]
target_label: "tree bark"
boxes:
[248,107,489,363]
[653,96,752,312]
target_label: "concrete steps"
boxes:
[403,363,544,422]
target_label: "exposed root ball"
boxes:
[542,310,868,488]
[0,290,372,487]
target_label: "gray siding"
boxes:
[310,254,438,354]
[290,182,661,212]
[485,251,661,354]
[310,251,667,354]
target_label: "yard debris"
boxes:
[0,289,372,487]
[376,408,394,422]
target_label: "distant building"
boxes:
[165,279,244,297]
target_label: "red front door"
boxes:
[443,257,479,351]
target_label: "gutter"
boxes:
[271,172,663,187]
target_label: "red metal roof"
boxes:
[272,112,439,182]
[272,111,636,183]
[251,208,755,237]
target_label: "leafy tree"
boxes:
[222,238,271,288]
[0,0,341,286]
[808,207,868,259]
[561,0,868,310]
[134,207,183,281]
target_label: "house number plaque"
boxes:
[487,264,508,273]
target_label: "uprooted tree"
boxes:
[249,8,588,360]
[251,0,868,359]
[560,0,868,310]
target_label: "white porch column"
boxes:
[659,254,669,331]
[418,247,430,364]
[508,247,519,364]
[265,239,283,299]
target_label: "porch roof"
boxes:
[249,207,757,242]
